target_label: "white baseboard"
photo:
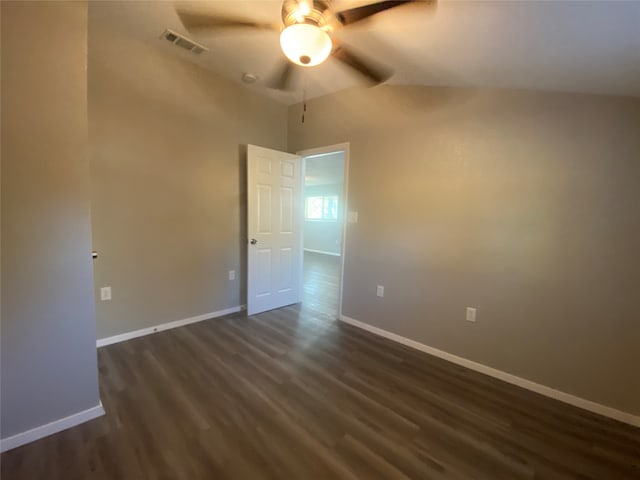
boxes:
[0,402,105,453]
[304,248,341,257]
[339,315,640,428]
[97,305,244,348]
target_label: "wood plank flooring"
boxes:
[2,253,639,479]
[301,250,340,318]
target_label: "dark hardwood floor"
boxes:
[2,254,639,479]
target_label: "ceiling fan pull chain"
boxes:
[302,86,307,124]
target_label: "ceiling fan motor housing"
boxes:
[281,0,333,29]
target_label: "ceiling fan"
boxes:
[176,0,436,91]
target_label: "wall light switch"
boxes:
[229,270,236,281]
[100,286,112,301]
[376,285,384,298]
[466,307,477,322]
[348,211,358,223]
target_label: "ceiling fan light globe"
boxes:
[280,24,332,67]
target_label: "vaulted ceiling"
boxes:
[90,1,640,104]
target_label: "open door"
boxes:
[247,144,303,315]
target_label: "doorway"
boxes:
[298,144,349,320]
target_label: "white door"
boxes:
[247,144,303,315]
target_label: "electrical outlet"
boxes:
[100,286,112,301]
[228,270,236,281]
[376,285,384,298]
[466,307,477,322]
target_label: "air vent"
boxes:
[161,29,208,55]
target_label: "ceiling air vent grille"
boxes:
[161,29,207,55]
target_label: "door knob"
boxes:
[250,238,258,245]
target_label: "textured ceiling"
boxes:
[90,1,640,104]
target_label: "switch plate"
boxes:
[228,270,236,281]
[348,211,358,223]
[376,285,384,298]
[466,307,477,322]
[100,286,112,301]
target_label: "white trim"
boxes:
[0,402,105,453]
[304,248,341,257]
[297,142,350,320]
[339,315,640,428]
[97,306,244,348]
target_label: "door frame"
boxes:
[297,142,350,319]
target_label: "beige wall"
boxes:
[288,86,640,416]
[88,7,288,339]
[1,1,101,439]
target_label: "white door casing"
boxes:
[247,144,303,315]
[297,142,350,319]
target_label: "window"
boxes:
[305,195,338,221]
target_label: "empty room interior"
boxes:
[1,1,639,479]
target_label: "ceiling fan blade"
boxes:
[267,61,297,91]
[332,44,392,85]
[176,9,278,32]
[335,0,414,26]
